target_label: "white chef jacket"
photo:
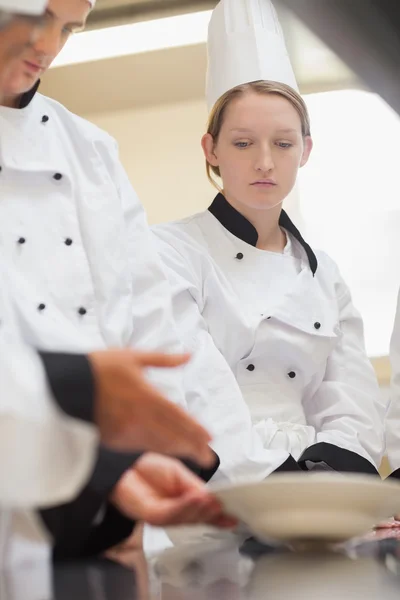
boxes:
[0,83,187,565]
[0,259,98,568]
[385,288,400,473]
[0,258,97,508]
[153,193,384,478]
[0,82,186,400]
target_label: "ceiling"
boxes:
[40,0,361,116]
[87,0,217,28]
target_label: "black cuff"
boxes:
[181,450,220,483]
[40,447,142,560]
[387,467,400,480]
[298,442,379,475]
[274,455,302,473]
[39,352,95,423]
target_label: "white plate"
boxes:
[212,473,400,543]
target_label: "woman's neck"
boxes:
[223,190,286,252]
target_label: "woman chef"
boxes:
[0,0,235,565]
[153,0,384,480]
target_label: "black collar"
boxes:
[208,193,318,275]
[18,80,40,109]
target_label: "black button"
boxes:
[288,371,296,379]
[78,307,87,316]
[267,316,271,320]
[314,322,321,330]
[247,364,255,372]
[38,303,46,311]
[17,237,26,244]
[41,115,49,123]
[53,173,63,181]
[65,238,73,246]
[236,253,244,260]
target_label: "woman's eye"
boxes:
[277,142,293,149]
[234,141,250,148]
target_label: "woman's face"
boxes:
[202,92,313,212]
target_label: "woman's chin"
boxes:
[246,195,284,212]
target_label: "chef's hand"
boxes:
[89,349,213,467]
[110,453,238,529]
[375,516,400,529]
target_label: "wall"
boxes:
[83,98,215,225]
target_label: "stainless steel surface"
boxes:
[3,532,400,600]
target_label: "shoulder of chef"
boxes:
[152,212,210,263]
[153,205,342,286]
[17,83,116,150]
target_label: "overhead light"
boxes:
[51,10,212,69]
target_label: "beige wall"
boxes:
[83,98,216,225]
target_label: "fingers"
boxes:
[111,467,236,529]
[167,459,211,493]
[134,454,206,494]
[133,382,213,465]
[93,347,213,462]
[135,352,191,369]
[137,431,215,468]
[207,515,239,529]
[375,519,400,529]
[143,493,224,528]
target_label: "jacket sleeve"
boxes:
[40,447,140,560]
[38,352,95,424]
[0,261,98,508]
[385,287,400,472]
[152,230,293,485]
[299,265,384,475]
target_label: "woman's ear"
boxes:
[201,133,219,167]
[300,136,313,168]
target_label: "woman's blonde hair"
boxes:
[205,80,311,190]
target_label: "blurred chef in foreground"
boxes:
[0,0,235,567]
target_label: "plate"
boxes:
[212,472,400,543]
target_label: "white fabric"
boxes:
[0,258,97,510]
[385,288,400,470]
[0,91,186,565]
[206,0,298,110]
[0,553,52,600]
[0,0,46,15]
[0,260,98,569]
[153,210,384,477]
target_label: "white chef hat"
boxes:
[206,0,298,111]
[0,0,46,15]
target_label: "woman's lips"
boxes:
[251,180,277,187]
